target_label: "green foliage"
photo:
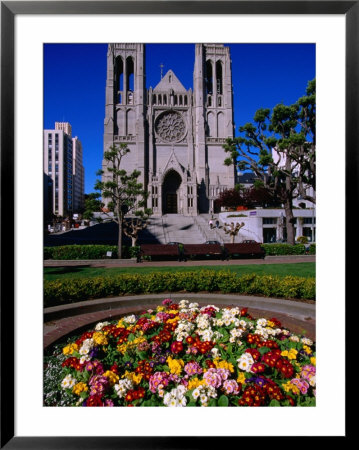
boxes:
[44,270,315,307]
[43,245,140,260]
[261,243,312,255]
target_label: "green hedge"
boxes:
[261,243,316,255]
[44,243,315,260]
[44,270,315,307]
[43,245,140,260]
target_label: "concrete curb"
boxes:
[44,293,315,325]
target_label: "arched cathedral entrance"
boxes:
[162,169,182,214]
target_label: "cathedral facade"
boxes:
[103,43,236,216]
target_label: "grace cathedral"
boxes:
[102,43,236,216]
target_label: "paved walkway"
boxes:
[44,254,315,268]
[44,293,315,349]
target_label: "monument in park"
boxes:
[102,43,236,217]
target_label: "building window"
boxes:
[216,61,223,95]
[206,60,213,94]
[263,218,276,224]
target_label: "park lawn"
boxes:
[44,262,315,281]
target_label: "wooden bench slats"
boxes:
[223,243,265,257]
[182,244,223,256]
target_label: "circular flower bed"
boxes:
[44,299,316,407]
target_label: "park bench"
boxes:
[138,244,181,262]
[182,243,225,261]
[223,243,265,259]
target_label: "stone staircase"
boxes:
[138,214,231,245]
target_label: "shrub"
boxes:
[43,271,315,307]
[43,245,140,260]
[260,244,308,256]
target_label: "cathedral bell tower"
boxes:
[102,44,147,191]
[193,44,236,214]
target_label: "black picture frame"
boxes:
[1,1,353,447]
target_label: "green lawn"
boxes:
[44,262,315,281]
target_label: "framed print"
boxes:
[1,0,353,447]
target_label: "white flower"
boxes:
[211,347,220,358]
[237,353,254,372]
[200,394,208,404]
[79,338,94,355]
[257,318,267,327]
[290,335,300,342]
[192,388,201,399]
[189,302,199,309]
[61,374,77,390]
[123,314,136,324]
[79,355,91,364]
[95,321,110,331]
[301,337,313,346]
[114,379,133,398]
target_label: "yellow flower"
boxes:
[168,309,179,315]
[123,371,143,385]
[117,343,128,354]
[117,319,125,328]
[281,349,298,360]
[72,382,88,396]
[303,345,312,355]
[310,357,316,366]
[157,306,165,312]
[92,332,108,346]
[282,380,300,395]
[103,370,119,387]
[63,343,78,355]
[237,371,246,384]
[213,359,234,373]
[267,320,275,328]
[187,377,206,390]
[167,356,184,375]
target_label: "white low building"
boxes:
[219,208,316,243]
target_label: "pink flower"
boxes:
[291,378,310,395]
[184,362,202,376]
[301,365,315,381]
[223,379,240,395]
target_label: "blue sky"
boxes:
[44,43,315,194]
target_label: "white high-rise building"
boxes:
[44,122,84,217]
[72,136,85,213]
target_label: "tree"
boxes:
[223,222,245,243]
[223,79,316,245]
[82,193,103,222]
[94,143,152,258]
[216,188,245,209]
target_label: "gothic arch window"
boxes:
[126,57,134,92]
[163,94,167,105]
[207,111,215,137]
[216,61,223,95]
[115,56,124,103]
[153,94,157,104]
[158,94,162,105]
[116,109,125,135]
[206,60,213,94]
[126,109,135,135]
[174,95,178,106]
[217,112,224,137]
[184,96,187,106]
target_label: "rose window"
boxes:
[155,111,186,143]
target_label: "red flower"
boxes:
[171,341,184,354]
[85,395,104,407]
[251,362,266,373]
[245,348,261,361]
